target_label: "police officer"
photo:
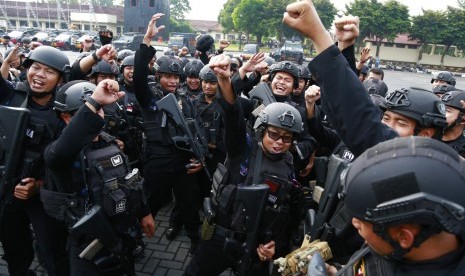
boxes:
[0,45,23,82]
[88,60,119,84]
[116,49,135,66]
[0,45,70,276]
[43,80,155,276]
[330,136,465,275]
[441,90,465,157]
[431,70,456,88]
[134,13,203,253]
[180,59,204,101]
[290,65,312,107]
[185,54,304,275]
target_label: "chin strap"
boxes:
[374,223,441,260]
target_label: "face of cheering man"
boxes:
[187,76,201,91]
[159,73,179,93]
[271,71,295,96]
[262,126,294,154]
[27,61,62,93]
[123,65,134,84]
[202,80,218,99]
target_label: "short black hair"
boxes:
[369,68,384,80]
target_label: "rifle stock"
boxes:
[235,184,269,276]
[249,82,277,106]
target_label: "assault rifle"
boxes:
[156,93,212,181]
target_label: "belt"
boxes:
[214,224,235,238]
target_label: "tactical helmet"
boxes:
[156,56,183,76]
[253,102,303,135]
[4,48,22,59]
[23,46,70,74]
[432,83,456,95]
[441,90,465,113]
[431,71,456,86]
[380,87,447,129]
[120,55,135,73]
[344,136,465,244]
[21,37,31,44]
[54,80,96,113]
[363,78,388,97]
[268,61,300,89]
[88,60,119,78]
[199,65,217,82]
[297,65,311,80]
[116,49,134,62]
[195,34,214,53]
[183,60,204,78]
[264,56,276,67]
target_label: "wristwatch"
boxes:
[84,95,102,111]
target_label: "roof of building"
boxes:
[364,34,421,46]
[186,19,222,33]
[1,0,124,23]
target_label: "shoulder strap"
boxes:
[252,142,263,184]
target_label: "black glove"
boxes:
[99,29,113,46]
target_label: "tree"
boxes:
[346,0,409,57]
[313,0,337,30]
[231,0,269,44]
[410,10,446,63]
[435,6,465,65]
[261,0,295,43]
[170,18,194,33]
[218,0,241,34]
[170,0,190,21]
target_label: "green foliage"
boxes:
[170,0,191,21]
[219,0,241,33]
[313,0,337,30]
[231,0,269,43]
[170,18,194,33]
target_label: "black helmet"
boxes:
[21,37,31,44]
[120,55,135,73]
[196,34,214,53]
[54,80,96,113]
[156,56,183,76]
[363,78,388,97]
[432,83,456,95]
[88,60,119,78]
[268,61,299,89]
[199,65,217,82]
[380,87,447,129]
[441,90,465,113]
[253,102,303,135]
[297,65,311,80]
[183,60,204,78]
[23,46,70,74]
[117,49,134,62]
[4,48,23,60]
[431,71,456,86]
[264,56,276,67]
[344,136,465,247]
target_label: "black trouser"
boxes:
[184,232,270,276]
[69,237,135,276]
[0,196,69,276]
[144,160,201,240]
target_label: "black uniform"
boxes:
[43,104,150,276]
[0,78,69,276]
[337,244,465,276]
[133,44,201,242]
[308,45,398,158]
[445,131,465,158]
[185,98,297,276]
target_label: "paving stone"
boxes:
[159,260,183,270]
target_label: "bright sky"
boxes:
[185,0,460,21]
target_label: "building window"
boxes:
[84,25,91,31]
[149,0,155,7]
[407,45,417,49]
[384,43,394,47]
[131,0,137,6]
[396,44,406,48]
[9,20,16,27]
[19,20,27,27]
[61,23,68,29]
